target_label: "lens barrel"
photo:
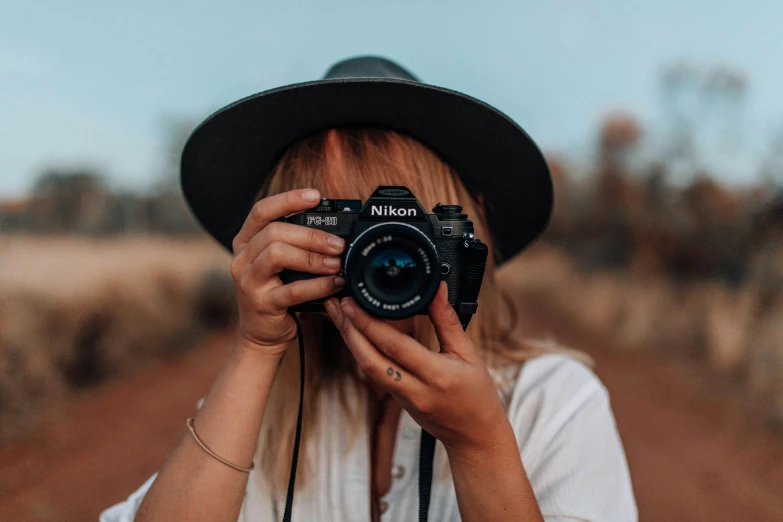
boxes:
[344,222,440,319]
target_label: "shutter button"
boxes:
[392,464,405,479]
[313,198,336,211]
[379,500,389,514]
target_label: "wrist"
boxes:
[444,411,516,464]
[232,334,292,365]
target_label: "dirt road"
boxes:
[1,306,782,521]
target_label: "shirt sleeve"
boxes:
[508,354,638,522]
[99,473,157,522]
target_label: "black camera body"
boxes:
[280,186,488,322]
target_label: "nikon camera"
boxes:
[279,186,488,324]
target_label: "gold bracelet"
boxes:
[186,417,254,473]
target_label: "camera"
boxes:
[280,186,488,322]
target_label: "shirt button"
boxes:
[379,500,389,514]
[402,427,417,440]
[392,464,405,479]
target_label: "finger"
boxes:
[339,298,440,381]
[237,221,345,267]
[233,189,321,251]
[428,282,476,360]
[324,297,345,328]
[249,241,341,281]
[266,275,345,310]
[326,299,425,393]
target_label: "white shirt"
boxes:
[100,354,637,521]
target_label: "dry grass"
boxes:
[0,235,231,442]
[500,243,783,425]
[2,235,781,440]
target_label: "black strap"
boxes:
[418,318,471,522]
[418,429,437,522]
[457,239,488,328]
[281,314,305,522]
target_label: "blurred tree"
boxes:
[599,112,644,174]
[542,155,581,244]
[26,168,110,233]
[157,116,198,190]
[32,169,105,196]
[580,113,645,269]
[659,61,748,180]
[660,61,700,168]
[678,178,745,284]
[760,126,783,188]
[1,117,204,236]
[703,65,748,150]
[149,116,202,234]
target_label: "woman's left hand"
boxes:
[324,282,511,454]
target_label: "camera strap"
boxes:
[281,314,306,522]
[418,429,437,521]
[456,238,489,329]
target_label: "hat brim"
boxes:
[181,78,552,263]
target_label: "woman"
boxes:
[101,57,636,521]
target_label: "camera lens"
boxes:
[344,223,440,319]
[370,249,418,293]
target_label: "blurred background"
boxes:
[2,1,783,520]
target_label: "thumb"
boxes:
[428,282,475,359]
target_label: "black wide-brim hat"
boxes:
[181,56,552,263]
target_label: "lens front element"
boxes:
[345,223,440,319]
[370,249,418,293]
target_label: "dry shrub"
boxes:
[575,273,625,339]
[0,295,69,440]
[746,299,783,424]
[499,244,577,300]
[703,283,757,372]
[614,279,674,351]
[0,235,231,442]
[504,243,783,425]
[195,267,237,329]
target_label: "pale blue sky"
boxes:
[1,0,782,196]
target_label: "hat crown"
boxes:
[323,56,420,82]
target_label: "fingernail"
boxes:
[324,257,341,268]
[302,189,319,202]
[334,276,345,288]
[341,299,355,318]
[327,235,345,250]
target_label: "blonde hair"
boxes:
[255,127,572,495]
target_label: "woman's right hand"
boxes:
[229,188,346,356]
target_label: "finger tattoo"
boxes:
[386,367,402,381]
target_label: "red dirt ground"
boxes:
[1,304,782,521]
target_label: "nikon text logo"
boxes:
[370,205,418,217]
